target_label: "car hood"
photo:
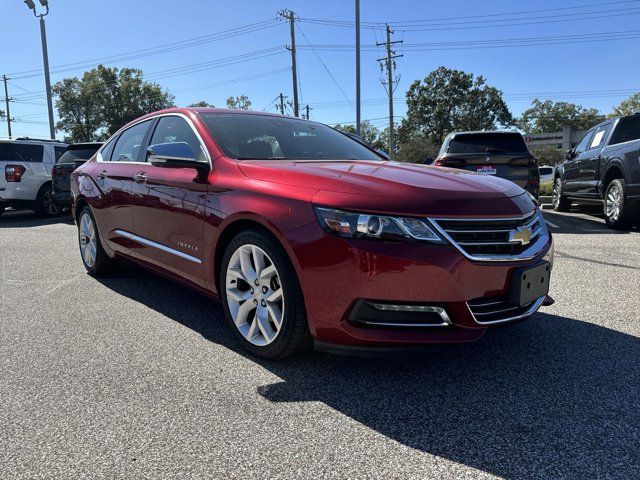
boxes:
[238,160,523,199]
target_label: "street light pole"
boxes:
[24,0,55,140]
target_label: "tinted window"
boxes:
[574,130,594,156]
[54,146,67,162]
[448,133,528,154]
[200,113,382,161]
[539,167,553,175]
[11,143,44,162]
[111,120,152,162]
[0,143,10,161]
[57,147,101,164]
[150,116,205,162]
[610,116,640,145]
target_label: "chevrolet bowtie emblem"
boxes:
[509,226,533,245]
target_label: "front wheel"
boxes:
[220,229,312,359]
[552,178,571,212]
[604,179,636,230]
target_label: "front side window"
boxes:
[573,130,594,156]
[199,113,383,161]
[111,120,152,162]
[149,116,205,162]
[11,143,44,162]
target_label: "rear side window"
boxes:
[149,116,205,162]
[111,120,152,162]
[57,145,101,164]
[610,117,640,145]
[11,143,44,162]
[0,143,10,161]
[448,133,528,154]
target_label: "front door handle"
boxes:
[134,172,148,184]
[96,170,108,180]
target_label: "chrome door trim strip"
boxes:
[114,229,203,264]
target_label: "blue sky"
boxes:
[1,0,639,139]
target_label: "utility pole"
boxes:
[377,24,402,158]
[304,104,312,120]
[278,93,286,115]
[355,0,361,136]
[24,0,55,139]
[2,75,12,138]
[279,10,299,117]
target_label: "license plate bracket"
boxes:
[508,262,550,307]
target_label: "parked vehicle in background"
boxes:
[553,114,640,229]
[539,166,555,187]
[71,108,553,359]
[52,143,102,208]
[0,138,68,217]
[434,131,540,198]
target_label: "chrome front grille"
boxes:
[430,210,549,261]
[467,294,546,325]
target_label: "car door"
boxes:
[576,122,612,195]
[130,114,209,287]
[563,129,594,193]
[93,119,153,255]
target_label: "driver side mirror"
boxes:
[564,149,576,160]
[147,142,208,169]
[423,157,434,165]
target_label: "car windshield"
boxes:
[448,133,528,154]
[199,113,383,161]
[56,146,101,164]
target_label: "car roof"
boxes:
[449,130,523,137]
[0,138,68,145]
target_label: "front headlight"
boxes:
[314,206,445,243]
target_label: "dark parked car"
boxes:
[433,131,540,197]
[52,143,102,207]
[71,108,553,359]
[553,114,640,229]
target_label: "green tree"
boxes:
[528,144,565,167]
[516,99,605,133]
[226,95,251,110]
[609,92,640,118]
[334,120,386,150]
[188,100,215,108]
[397,137,439,164]
[53,64,174,142]
[399,66,513,148]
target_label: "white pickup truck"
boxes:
[0,138,68,217]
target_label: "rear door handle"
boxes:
[96,170,108,180]
[134,172,148,184]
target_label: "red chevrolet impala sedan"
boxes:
[71,108,554,358]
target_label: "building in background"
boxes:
[524,126,587,151]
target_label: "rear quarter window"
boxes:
[11,143,44,162]
[610,117,640,145]
[448,133,528,154]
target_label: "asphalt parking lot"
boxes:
[1,208,639,479]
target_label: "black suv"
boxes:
[553,114,640,229]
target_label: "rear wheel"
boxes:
[552,178,571,212]
[33,183,61,218]
[604,179,636,230]
[220,229,312,359]
[78,206,116,276]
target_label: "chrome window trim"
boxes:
[429,210,550,262]
[468,295,546,326]
[114,229,203,264]
[96,113,211,167]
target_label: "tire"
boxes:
[33,183,61,218]
[219,228,312,360]
[604,179,636,230]
[552,178,571,212]
[77,206,116,276]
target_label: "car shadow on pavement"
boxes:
[542,209,638,234]
[0,209,74,228]
[98,269,640,479]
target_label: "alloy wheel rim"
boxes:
[605,185,622,221]
[553,180,561,208]
[79,213,98,268]
[43,189,60,215]
[225,244,284,346]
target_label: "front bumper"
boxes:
[285,222,554,347]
